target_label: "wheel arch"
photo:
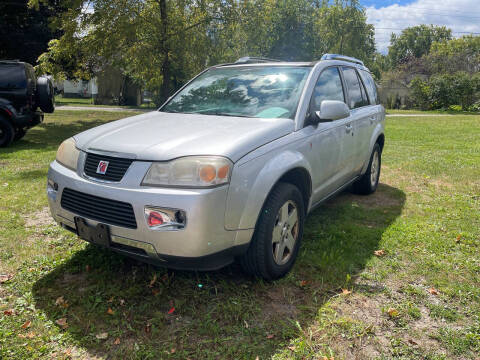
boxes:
[225,150,313,231]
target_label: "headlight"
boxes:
[142,156,232,187]
[56,137,80,171]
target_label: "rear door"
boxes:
[340,67,372,174]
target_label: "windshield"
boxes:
[161,66,312,119]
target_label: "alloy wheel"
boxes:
[272,200,299,265]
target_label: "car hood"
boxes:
[74,111,294,162]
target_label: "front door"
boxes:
[303,66,356,204]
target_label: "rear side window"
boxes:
[311,67,344,111]
[358,70,378,105]
[0,65,26,90]
[342,67,368,109]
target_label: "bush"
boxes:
[409,72,480,111]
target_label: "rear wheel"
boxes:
[352,143,381,195]
[0,116,14,147]
[14,128,27,141]
[240,182,305,280]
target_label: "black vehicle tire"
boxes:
[14,128,27,141]
[352,143,381,195]
[36,76,55,113]
[240,182,305,281]
[0,116,15,147]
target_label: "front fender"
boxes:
[225,150,312,231]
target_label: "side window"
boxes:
[0,65,26,90]
[311,67,345,111]
[342,67,368,109]
[359,70,378,105]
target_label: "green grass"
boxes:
[386,108,480,115]
[0,112,479,359]
[55,95,157,109]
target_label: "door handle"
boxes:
[345,123,352,133]
[369,116,376,124]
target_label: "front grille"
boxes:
[61,188,137,229]
[84,153,133,182]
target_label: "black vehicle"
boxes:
[0,60,54,147]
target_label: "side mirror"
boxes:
[314,100,350,123]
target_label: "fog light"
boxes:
[144,207,186,230]
[147,211,164,227]
[47,179,58,200]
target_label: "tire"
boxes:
[240,182,305,280]
[36,76,55,113]
[14,128,27,141]
[0,116,15,147]
[352,143,381,195]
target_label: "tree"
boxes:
[387,25,452,68]
[315,0,376,66]
[0,0,67,64]
[32,0,378,104]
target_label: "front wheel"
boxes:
[240,182,305,280]
[352,143,381,195]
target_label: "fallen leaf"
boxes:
[408,339,418,346]
[0,274,13,283]
[288,345,296,351]
[299,280,308,287]
[341,288,352,295]
[266,334,275,339]
[168,307,175,314]
[114,337,121,345]
[107,307,114,315]
[3,309,14,316]
[56,318,68,329]
[456,234,462,243]
[21,320,31,329]
[170,348,176,354]
[374,249,386,257]
[428,287,439,295]
[55,296,65,306]
[148,274,157,288]
[244,320,249,329]
[387,308,399,318]
[96,332,108,340]
[18,334,26,338]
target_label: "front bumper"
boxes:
[47,160,253,270]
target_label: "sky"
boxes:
[362,0,480,53]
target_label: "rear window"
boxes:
[0,64,26,90]
[358,70,378,105]
[342,67,368,109]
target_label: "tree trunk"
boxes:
[159,0,171,102]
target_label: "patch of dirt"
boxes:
[262,285,301,320]
[25,207,55,228]
[329,184,404,209]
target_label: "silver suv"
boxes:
[47,54,385,280]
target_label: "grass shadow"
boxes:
[32,183,405,359]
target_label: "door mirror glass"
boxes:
[315,100,350,122]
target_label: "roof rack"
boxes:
[234,56,282,64]
[320,54,364,66]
